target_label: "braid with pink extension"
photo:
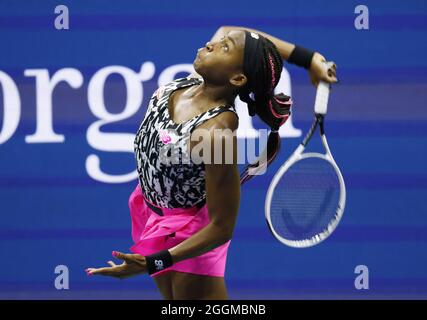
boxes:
[268,53,276,91]
[267,52,291,120]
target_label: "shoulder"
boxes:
[193,109,239,140]
[153,77,196,99]
[207,109,239,132]
[190,110,239,159]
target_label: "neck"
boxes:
[194,78,237,106]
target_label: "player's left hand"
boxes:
[309,52,338,87]
[85,251,147,279]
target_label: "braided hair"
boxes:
[239,32,292,184]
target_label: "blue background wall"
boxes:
[0,0,426,299]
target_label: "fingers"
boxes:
[322,76,338,83]
[311,60,339,86]
[85,266,118,277]
[112,251,145,266]
[85,268,93,276]
[322,60,338,82]
[328,61,338,83]
[85,267,105,276]
[326,74,338,83]
[85,251,146,278]
[112,250,134,263]
[327,68,336,78]
[89,267,112,276]
[85,261,118,276]
[324,72,338,84]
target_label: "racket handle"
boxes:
[314,61,333,115]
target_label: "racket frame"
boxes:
[265,80,346,248]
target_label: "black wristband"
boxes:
[145,249,173,275]
[287,45,315,69]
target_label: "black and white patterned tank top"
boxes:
[134,76,239,208]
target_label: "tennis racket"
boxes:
[265,62,346,248]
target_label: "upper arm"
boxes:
[205,157,240,237]
[191,112,240,236]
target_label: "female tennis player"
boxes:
[86,25,338,300]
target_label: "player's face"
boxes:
[193,30,246,86]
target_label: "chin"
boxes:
[193,61,204,76]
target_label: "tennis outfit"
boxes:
[129,76,238,277]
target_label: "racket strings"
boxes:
[270,157,341,242]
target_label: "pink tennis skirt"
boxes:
[128,184,231,278]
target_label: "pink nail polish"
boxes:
[112,251,118,257]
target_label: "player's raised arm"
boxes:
[190,26,338,86]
